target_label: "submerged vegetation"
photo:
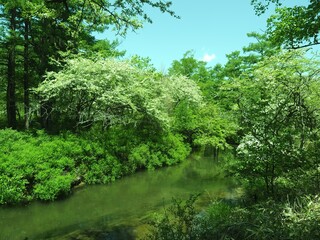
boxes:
[1,0,320,239]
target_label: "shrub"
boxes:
[0,175,27,205]
[81,156,122,184]
[33,169,74,201]
[147,197,292,240]
[147,194,200,240]
[283,195,320,239]
[0,128,192,205]
[0,129,113,204]
[128,133,191,171]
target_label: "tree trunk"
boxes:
[24,19,30,129]
[6,9,17,129]
[39,24,50,130]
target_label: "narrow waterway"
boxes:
[0,153,236,240]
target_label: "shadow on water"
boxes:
[0,153,237,240]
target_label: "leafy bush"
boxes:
[128,132,191,171]
[35,57,203,133]
[232,50,320,198]
[147,195,251,240]
[33,169,74,201]
[128,144,150,171]
[147,195,320,240]
[0,175,27,205]
[0,128,192,205]
[147,194,200,240]
[283,195,320,239]
[0,129,115,204]
[80,156,122,184]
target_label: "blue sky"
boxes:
[98,1,290,70]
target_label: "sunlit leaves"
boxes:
[267,6,319,48]
[192,103,237,150]
[251,0,282,15]
[61,0,179,35]
[234,49,320,195]
[35,57,203,130]
[252,0,320,48]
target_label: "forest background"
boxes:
[1,1,320,239]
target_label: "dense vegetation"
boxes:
[1,0,320,239]
[146,1,320,239]
[0,128,191,204]
[147,194,320,240]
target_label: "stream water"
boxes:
[0,153,236,240]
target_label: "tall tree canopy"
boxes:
[0,0,177,129]
[251,0,320,48]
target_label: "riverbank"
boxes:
[0,128,190,205]
[0,153,236,240]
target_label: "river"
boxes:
[0,153,236,240]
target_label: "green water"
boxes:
[0,154,236,240]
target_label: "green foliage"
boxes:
[129,55,156,72]
[33,169,74,201]
[148,195,275,240]
[80,39,126,58]
[0,129,77,203]
[168,51,219,101]
[168,52,238,150]
[147,194,200,240]
[251,0,282,15]
[0,126,193,205]
[266,6,314,48]
[80,156,122,184]
[231,49,320,197]
[221,196,320,239]
[33,56,203,191]
[168,51,212,82]
[172,100,237,150]
[0,129,113,204]
[35,57,202,131]
[252,0,320,48]
[0,0,178,130]
[192,104,237,150]
[283,195,320,239]
[148,194,320,240]
[0,175,27,205]
[215,32,280,85]
[122,131,190,171]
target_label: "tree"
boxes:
[214,32,280,115]
[168,51,237,152]
[80,39,126,58]
[251,0,320,48]
[233,49,320,197]
[168,50,219,102]
[220,32,280,81]
[169,51,212,83]
[5,7,18,129]
[250,0,282,15]
[35,56,202,132]
[0,0,177,129]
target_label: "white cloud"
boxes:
[202,53,216,62]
